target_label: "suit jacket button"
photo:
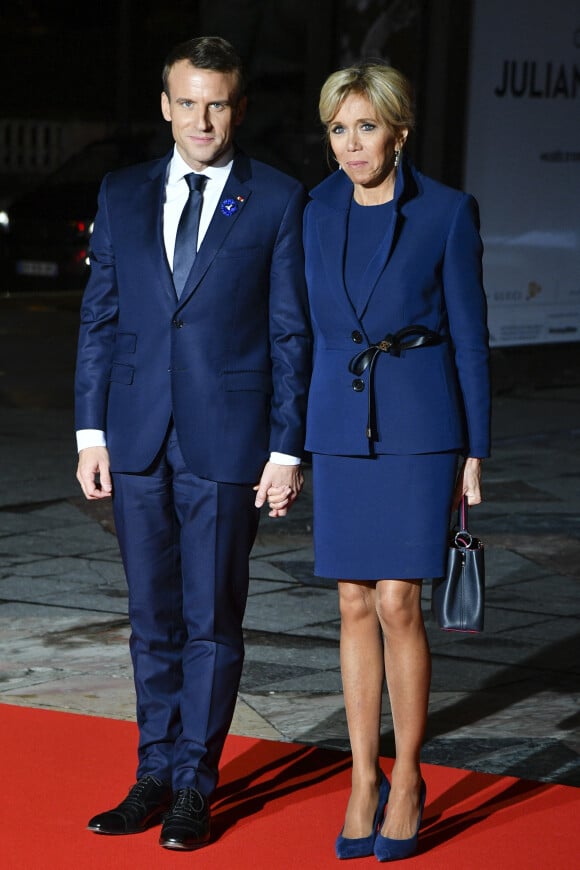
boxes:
[352,378,365,392]
[172,318,184,328]
[351,330,363,344]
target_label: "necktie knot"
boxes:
[185,173,207,193]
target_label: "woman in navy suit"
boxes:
[303,64,490,861]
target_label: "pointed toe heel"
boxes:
[373,779,426,863]
[335,772,390,860]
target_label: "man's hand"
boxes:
[77,446,113,500]
[452,456,482,510]
[254,462,304,518]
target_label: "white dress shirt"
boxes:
[77,146,299,467]
[163,146,232,267]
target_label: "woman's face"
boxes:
[329,92,406,196]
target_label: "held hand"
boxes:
[453,457,482,510]
[254,462,304,518]
[77,446,113,500]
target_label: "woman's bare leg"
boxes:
[338,580,385,838]
[375,578,430,839]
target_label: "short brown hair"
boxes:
[162,36,246,104]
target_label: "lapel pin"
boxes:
[220,197,238,216]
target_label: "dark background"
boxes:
[0,0,578,387]
[0,0,471,190]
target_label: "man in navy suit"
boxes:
[75,36,311,851]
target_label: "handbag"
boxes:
[431,495,485,632]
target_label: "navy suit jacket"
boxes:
[304,159,491,458]
[75,150,312,484]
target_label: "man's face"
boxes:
[161,60,246,170]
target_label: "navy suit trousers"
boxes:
[112,425,260,795]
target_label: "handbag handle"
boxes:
[459,494,468,531]
[454,495,476,549]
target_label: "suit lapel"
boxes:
[311,161,417,323]
[354,162,419,320]
[314,192,402,325]
[176,156,252,308]
[315,207,358,322]
[354,209,402,320]
[138,154,177,305]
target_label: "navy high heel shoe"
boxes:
[335,772,391,860]
[373,779,426,862]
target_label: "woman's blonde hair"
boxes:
[319,63,415,138]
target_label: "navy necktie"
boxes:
[172,173,207,297]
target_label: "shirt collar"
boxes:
[167,145,234,186]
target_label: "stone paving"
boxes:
[0,295,579,787]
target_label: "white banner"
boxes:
[464,0,580,346]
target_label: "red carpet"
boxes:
[1,703,578,869]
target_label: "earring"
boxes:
[394,149,401,168]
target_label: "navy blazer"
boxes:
[304,159,490,458]
[75,151,312,484]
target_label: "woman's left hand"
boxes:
[453,457,483,509]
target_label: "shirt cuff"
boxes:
[269,451,301,466]
[76,429,107,452]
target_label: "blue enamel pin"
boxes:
[220,198,238,216]
[220,195,245,216]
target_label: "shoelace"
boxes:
[120,775,162,810]
[170,788,205,818]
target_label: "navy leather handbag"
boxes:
[432,496,485,632]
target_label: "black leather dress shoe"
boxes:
[159,787,211,850]
[87,775,172,834]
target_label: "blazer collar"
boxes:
[310,157,418,319]
[175,151,253,308]
[136,152,176,307]
[310,154,418,212]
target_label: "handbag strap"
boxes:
[459,494,468,531]
[455,495,474,548]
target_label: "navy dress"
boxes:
[312,199,458,581]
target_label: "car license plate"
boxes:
[16,260,59,277]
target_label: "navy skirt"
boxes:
[312,452,459,580]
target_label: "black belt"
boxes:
[348,325,442,440]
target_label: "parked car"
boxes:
[1,135,157,291]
